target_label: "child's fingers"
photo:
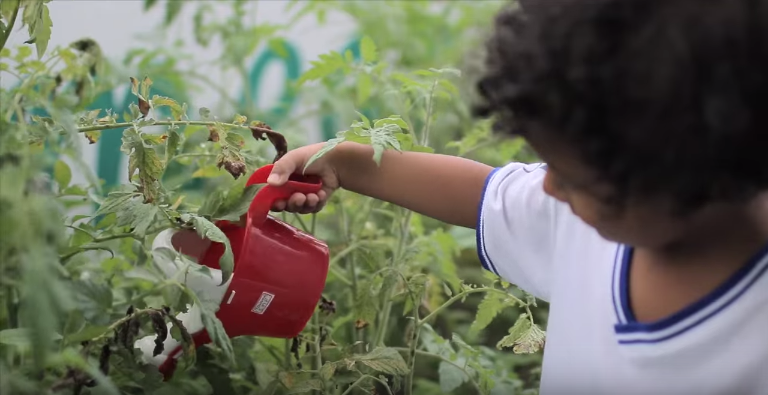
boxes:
[270,192,326,213]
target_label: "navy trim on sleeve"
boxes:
[476,167,502,276]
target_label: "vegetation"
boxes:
[0,1,546,394]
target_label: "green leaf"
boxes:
[360,35,378,63]
[151,95,185,120]
[196,297,235,364]
[469,292,507,336]
[351,347,409,376]
[286,379,324,394]
[319,362,337,382]
[213,184,259,222]
[95,191,136,216]
[53,159,71,189]
[297,51,347,85]
[357,73,372,104]
[303,136,344,172]
[165,127,181,161]
[1,0,19,22]
[438,360,466,392]
[186,214,234,284]
[33,4,52,58]
[114,199,161,237]
[197,189,225,218]
[65,325,109,344]
[0,328,61,347]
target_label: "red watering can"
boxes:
[135,164,330,379]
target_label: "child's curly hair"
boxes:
[475,0,768,215]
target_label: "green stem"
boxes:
[0,3,19,53]
[59,246,115,263]
[418,287,520,327]
[340,375,393,395]
[404,310,420,395]
[170,153,218,161]
[76,120,274,135]
[284,338,292,369]
[420,80,439,146]
[373,210,413,347]
[393,348,483,395]
[91,233,142,243]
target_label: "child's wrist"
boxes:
[329,141,374,190]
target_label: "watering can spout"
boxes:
[136,164,330,379]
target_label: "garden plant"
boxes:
[0,1,547,394]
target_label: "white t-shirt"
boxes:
[477,162,768,395]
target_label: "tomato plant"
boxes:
[0,1,547,395]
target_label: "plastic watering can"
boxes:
[135,164,330,378]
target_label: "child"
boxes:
[266,0,768,393]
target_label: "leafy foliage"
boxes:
[0,2,547,395]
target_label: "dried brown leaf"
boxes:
[250,122,288,162]
[138,97,150,118]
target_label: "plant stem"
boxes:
[393,348,483,395]
[76,120,275,135]
[59,246,115,263]
[418,287,521,327]
[0,4,19,53]
[404,311,420,395]
[373,209,412,347]
[340,375,393,395]
[420,79,439,146]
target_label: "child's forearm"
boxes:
[333,142,494,229]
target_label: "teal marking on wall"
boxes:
[244,40,301,128]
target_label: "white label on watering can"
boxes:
[251,292,275,314]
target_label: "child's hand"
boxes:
[267,143,341,214]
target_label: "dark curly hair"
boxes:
[475,0,768,214]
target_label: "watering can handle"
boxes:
[246,164,323,226]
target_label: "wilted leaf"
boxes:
[121,128,164,203]
[250,122,287,162]
[166,313,197,370]
[496,314,546,354]
[85,130,101,144]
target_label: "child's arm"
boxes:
[334,142,494,228]
[267,141,494,229]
